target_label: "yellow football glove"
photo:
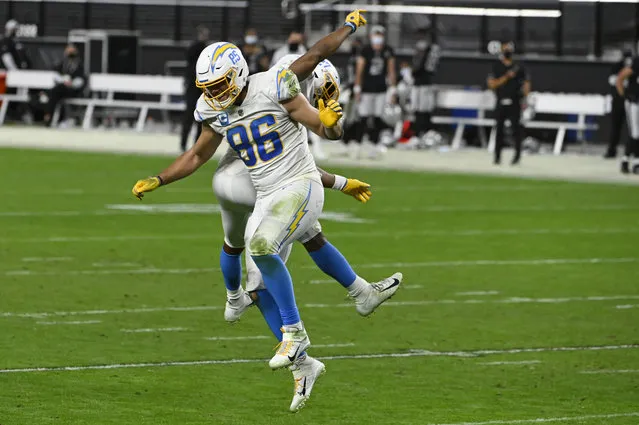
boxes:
[342,178,372,203]
[344,9,367,33]
[318,99,343,128]
[132,176,162,200]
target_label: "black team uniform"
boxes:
[605,52,633,158]
[622,56,639,173]
[357,43,394,147]
[411,39,440,138]
[181,39,207,152]
[343,42,362,144]
[489,58,528,164]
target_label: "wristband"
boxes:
[332,175,347,191]
[344,22,356,34]
[155,175,164,186]
[388,86,397,96]
[353,85,362,95]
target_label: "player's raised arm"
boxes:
[289,9,367,81]
[132,123,223,199]
[317,167,372,203]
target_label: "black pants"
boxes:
[494,101,522,163]
[181,86,202,151]
[606,96,626,156]
[46,84,82,124]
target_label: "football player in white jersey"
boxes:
[132,10,401,411]
[212,56,401,320]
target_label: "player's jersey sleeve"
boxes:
[631,58,639,76]
[275,67,301,102]
[194,94,217,124]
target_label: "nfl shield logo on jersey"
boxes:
[217,112,230,126]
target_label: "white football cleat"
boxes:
[354,272,403,316]
[269,323,311,370]
[224,290,253,322]
[289,355,326,412]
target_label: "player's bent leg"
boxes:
[221,243,253,323]
[303,233,403,316]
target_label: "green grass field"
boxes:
[1,147,638,425]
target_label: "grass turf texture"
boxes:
[0,147,638,424]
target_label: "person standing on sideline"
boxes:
[270,31,306,67]
[410,26,440,144]
[241,28,269,74]
[616,54,639,174]
[604,49,633,159]
[487,41,530,165]
[354,25,397,159]
[180,25,209,152]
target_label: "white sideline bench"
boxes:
[434,89,606,155]
[0,70,185,131]
[0,70,57,125]
[1,70,608,151]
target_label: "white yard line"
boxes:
[0,344,636,374]
[403,285,423,290]
[615,304,638,309]
[1,205,638,218]
[1,305,223,319]
[478,360,541,366]
[3,295,639,319]
[376,205,639,213]
[204,336,269,341]
[121,327,188,333]
[3,227,639,244]
[309,279,333,284]
[4,257,638,277]
[426,412,639,425]
[21,257,74,262]
[312,343,356,348]
[92,262,141,268]
[456,291,500,296]
[36,320,101,325]
[580,369,639,374]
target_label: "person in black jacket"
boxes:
[411,26,440,142]
[604,49,633,159]
[181,25,209,152]
[616,54,639,174]
[487,41,530,165]
[1,19,29,71]
[43,44,86,126]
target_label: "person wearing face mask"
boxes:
[43,44,86,126]
[270,31,307,67]
[487,40,530,165]
[604,48,634,159]
[410,27,440,145]
[354,25,397,159]
[240,29,269,74]
[181,25,210,152]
